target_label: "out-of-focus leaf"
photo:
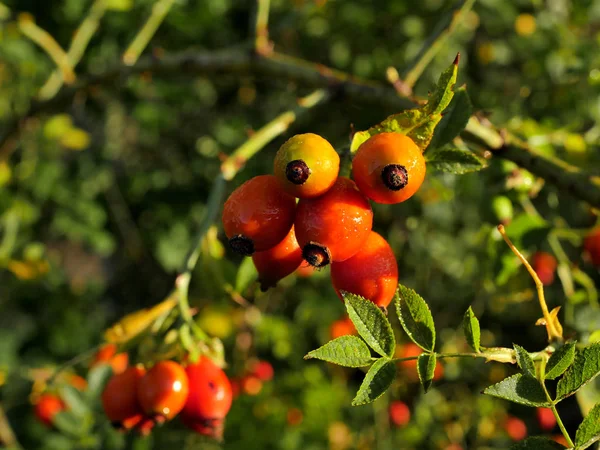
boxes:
[235,256,258,293]
[86,364,112,398]
[426,147,485,174]
[305,335,373,367]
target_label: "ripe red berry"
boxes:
[330,316,356,340]
[102,366,145,430]
[352,132,426,204]
[222,175,296,255]
[249,360,274,382]
[252,225,303,290]
[274,133,340,198]
[584,227,600,267]
[536,407,556,431]
[505,416,527,441]
[295,177,373,267]
[532,252,557,286]
[34,394,64,427]
[330,231,398,308]
[389,401,410,427]
[181,357,233,439]
[137,361,189,422]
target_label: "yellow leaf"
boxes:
[104,295,178,344]
[43,114,73,140]
[59,128,90,150]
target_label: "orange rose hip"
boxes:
[295,177,373,267]
[137,360,189,422]
[352,132,426,204]
[222,175,296,255]
[274,133,340,198]
[252,225,303,291]
[330,231,398,308]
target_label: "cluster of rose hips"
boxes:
[222,132,427,308]
[99,348,232,439]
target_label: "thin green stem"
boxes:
[38,0,107,100]
[403,0,476,89]
[254,0,271,54]
[538,358,575,448]
[122,0,176,66]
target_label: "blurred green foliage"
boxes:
[0,0,599,449]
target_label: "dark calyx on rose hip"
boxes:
[381,164,408,191]
[229,235,255,256]
[285,160,311,185]
[302,242,331,268]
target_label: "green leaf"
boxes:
[85,364,112,398]
[344,293,395,358]
[395,285,436,352]
[235,256,258,293]
[349,58,459,153]
[514,344,536,378]
[428,87,473,150]
[425,147,485,174]
[462,307,481,352]
[545,342,576,380]
[352,358,397,406]
[557,343,600,401]
[53,411,86,438]
[417,352,436,392]
[483,373,550,407]
[575,402,600,449]
[425,54,459,115]
[510,436,569,449]
[58,384,90,418]
[305,335,373,368]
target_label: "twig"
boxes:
[17,14,76,84]
[403,0,476,90]
[2,48,599,206]
[0,404,21,449]
[253,0,271,55]
[38,0,107,100]
[497,225,563,342]
[122,0,177,65]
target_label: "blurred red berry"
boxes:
[389,401,410,427]
[584,228,600,267]
[92,343,129,375]
[532,252,557,286]
[241,375,262,396]
[250,360,274,382]
[34,394,65,427]
[552,434,569,447]
[101,366,145,430]
[505,416,527,441]
[536,407,556,431]
[329,316,356,340]
[286,407,303,426]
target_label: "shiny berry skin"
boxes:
[532,252,557,286]
[274,133,340,198]
[252,226,303,291]
[584,227,600,267]
[181,357,232,423]
[249,360,274,382]
[102,366,146,429]
[536,407,556,431]
[389,401,410,427]
[330,231,398,308]
[505,416,527,441]
[295,177,373,267]
[34,394,64,426]
[92,343,129,375]
[222,175,296,255]
[137,361,189,421]
[352,132,426,204]
[330,316,356,340]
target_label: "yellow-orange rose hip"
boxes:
[352,132,426,204]
[274,133,340,198]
